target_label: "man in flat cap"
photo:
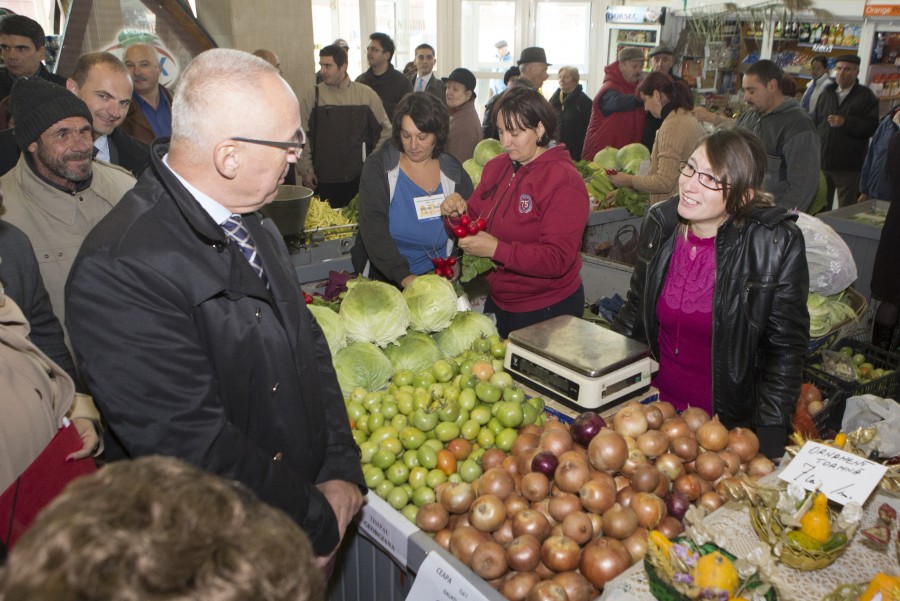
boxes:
[490,40,513,97]
[813,54,879,207]
[0,77,135,338]
[582,46,645,160]
[481,47,549,141]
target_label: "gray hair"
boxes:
[558,66,579,81]
[171,49,278,152]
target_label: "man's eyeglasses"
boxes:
[366,46,383,54]
[231,130,306,155]
[679,161,725,191]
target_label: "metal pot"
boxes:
[262,185,314,236]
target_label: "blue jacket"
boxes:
[860,108,900,200]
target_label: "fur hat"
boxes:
[11,77,93,150]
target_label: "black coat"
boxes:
[549,85,593,162]
[814,80,879,171]
[613,197,809,456]
[66,141,365,555]
[0,64,67,101]
[871,132,900,304]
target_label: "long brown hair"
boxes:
[701,127,772,221]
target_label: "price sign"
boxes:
[778,441,887,505]
[358,493,418,566]
[406,551,493,601]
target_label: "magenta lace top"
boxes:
[653,229,716,414]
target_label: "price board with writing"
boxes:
[406,551,494,601]
[358,493,418,567]
[778,441,887,505]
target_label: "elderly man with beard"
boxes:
[0,77,135,335]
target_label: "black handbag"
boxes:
[606,224,640,265]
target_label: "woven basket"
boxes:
[749,504,848,570]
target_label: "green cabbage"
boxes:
[340,280,410,347]
[384,331,444,373]
[463,158,482,187]
[474,138,503,167]
[622,158,643,175]
[333,342,394,395]
[404,274,458,333]
[432,311,499,357]
[616,143,650,170]
[307,304,347,356]
[593,146,619,170]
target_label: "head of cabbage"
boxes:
[383,331,444,374]
[307,304,347,356]
[473,138,503,167]
[403,274,458,333]
[432,310,499,357]
[340,280,410,347]
[332,342,394,396]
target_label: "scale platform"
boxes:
[504,315,657,413]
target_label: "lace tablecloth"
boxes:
[599,491,900,601]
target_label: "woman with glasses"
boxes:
[613,128,809,458]
[607,72,705,204]
[351,92,473,288]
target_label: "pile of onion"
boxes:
[425,401,775,600]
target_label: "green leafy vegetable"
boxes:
[614,187,649,217]
[473,138,504,166]
[463,158,482,187]
[307,304,347,356]
[339,280,410,347]
[615,143,650,170]
[432,311,499,357]
[403,274,458,333]
[461,255,495,283]
[383,331,444,373]
[593,146,619,170]
[333,342,394,395]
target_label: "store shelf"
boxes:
[614,41,656,47]
[797,43,859,51]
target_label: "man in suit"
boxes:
[65,49,365,567]
[0,15,67,101]
[408,43,445,103]
[121,43,172,144]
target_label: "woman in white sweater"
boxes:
[609,72,706,203]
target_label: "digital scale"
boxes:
[504,315,658,413]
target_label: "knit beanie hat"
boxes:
[10,77,93,150]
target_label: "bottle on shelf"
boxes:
[822,25,831,45]
[799,23,810,43]
[834,24,844,47]
[775,21,782,38]
[811,23,822,45]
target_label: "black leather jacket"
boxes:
[613,197,809,455]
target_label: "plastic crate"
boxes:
[806,287,868,356]
[802,367,849,438]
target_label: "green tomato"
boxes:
[412,487,436,508]
[408,466,429,490]
[380,401,399,419]
[402,449,420,469]
[387,486,410,510]
[495,427,518,452]
[359,441,377,464]
[367,411,385,431]
[470,405,492,425]
[521,402,538,426]
[345,401,367,422]
[363,391,386,410]
[379,436,403,457]
[489,371,514,390]
[437,401,460,423]
[390,414,409,431]
[400,426,427,450]
[432,359,455,383]
[413,409,439,432]
[444,386,460,403]
[356,414,369,435]
[368,426,397,445]
[375,479,395,500]
[435,421,461,442]
[469,447,486,465]
[454,408,470,428]
[414,370,437,389]
[490,341,507,360]
[371,449,396,470]
[386,462,410,485]
[448,473,462,483]
[461,419,481,441]
[527,396,546,413]
[852,353,867,366]
[400,503,419,524]
[476,427,495,449]
[417,445,438,469]
[459,359,475,378]
[458,459,483,483]
[351,429,367,446]
[496,401,524,429]
[429,383,446,400]
[395,391,415,416]
[363,466,384,488]
[423,438,444,452]
[426,468,448,489]
[349,387,368,403]
[503,386,526,404]
[839,346,854,357]
[473,336,492,353]
[458,388,478,411]
[413,390,432,411]
[475,381,501,404]
[486,417,504,435]
[393,369,415,387]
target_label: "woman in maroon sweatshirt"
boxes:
[441,86,589,337]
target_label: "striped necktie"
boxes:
[222,215,267,283]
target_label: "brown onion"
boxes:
[651,400,677,419]
[636,429,669,458]
[512,432,541,456]
[502,455,519,477]
[670,435,700,462]
[554,455,591,493]
[657,516,684,539]
[748,455,775,479]
[601,503,638,539]
[681,406,711,432]
[471,540,508,580]
[580,538,632,589]
[480,467,516,500]
[561,511,594,545]
[698,491,724,512]
[654,453,684,481]
[541,535,582,572]
[469,495,507,533]
[660,417,691,441]
[696,415,728,451]
[521,471,552,502]
[440,481,476,514]
[718,449,742,476]
[612,405,649,438]
[549,493,582,523]
[506,534,542,572]
[588,429,629,473]
[434,528,452,550]
[630,463,661,493]
[616,485,636,507]
[579,479,616,515]
[517,448,540,475]
[526,580,569,601]
[552,571,594,601]
[694,451,726,482]
[512,509,552,541]
[502,572,541,601]
[540,428,574,457]
[449,526,491,565]
[505,492,529,517]
[642,404,665,430]
[481,448,507,471]
[622,527,649,563]
[715,476,743,500]
[416,502,450,532]
[492,518,515,546]
[673,474,703,501]
[620,447,648,478]
[727,427,761,463]
[630,492,667,528]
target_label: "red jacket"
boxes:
[467,145,589,312]
[581,62,644,160]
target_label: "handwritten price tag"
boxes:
[406,551,492,601]
[778,441,887,505]
[358,492,418,566]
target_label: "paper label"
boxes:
[778,441,888,505]
[414,194,444,221]
[406,551,492,601]
[358,492,417,566]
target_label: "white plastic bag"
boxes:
[841,394,900,457]
[795,213,857,296]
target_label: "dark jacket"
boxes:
[0,64,67,101]
[121,85,174,145]
[550,84,593,162]
[581,62,645,161]
[814,80,880,172]
[356,64,413,120]
[408,72,445,103]
[859,108,900,200]
[613,197,809,456]
[351,142,474,285]
[65,141,365,555]
[0,220,76,381]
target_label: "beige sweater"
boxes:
[632,109,706,203]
